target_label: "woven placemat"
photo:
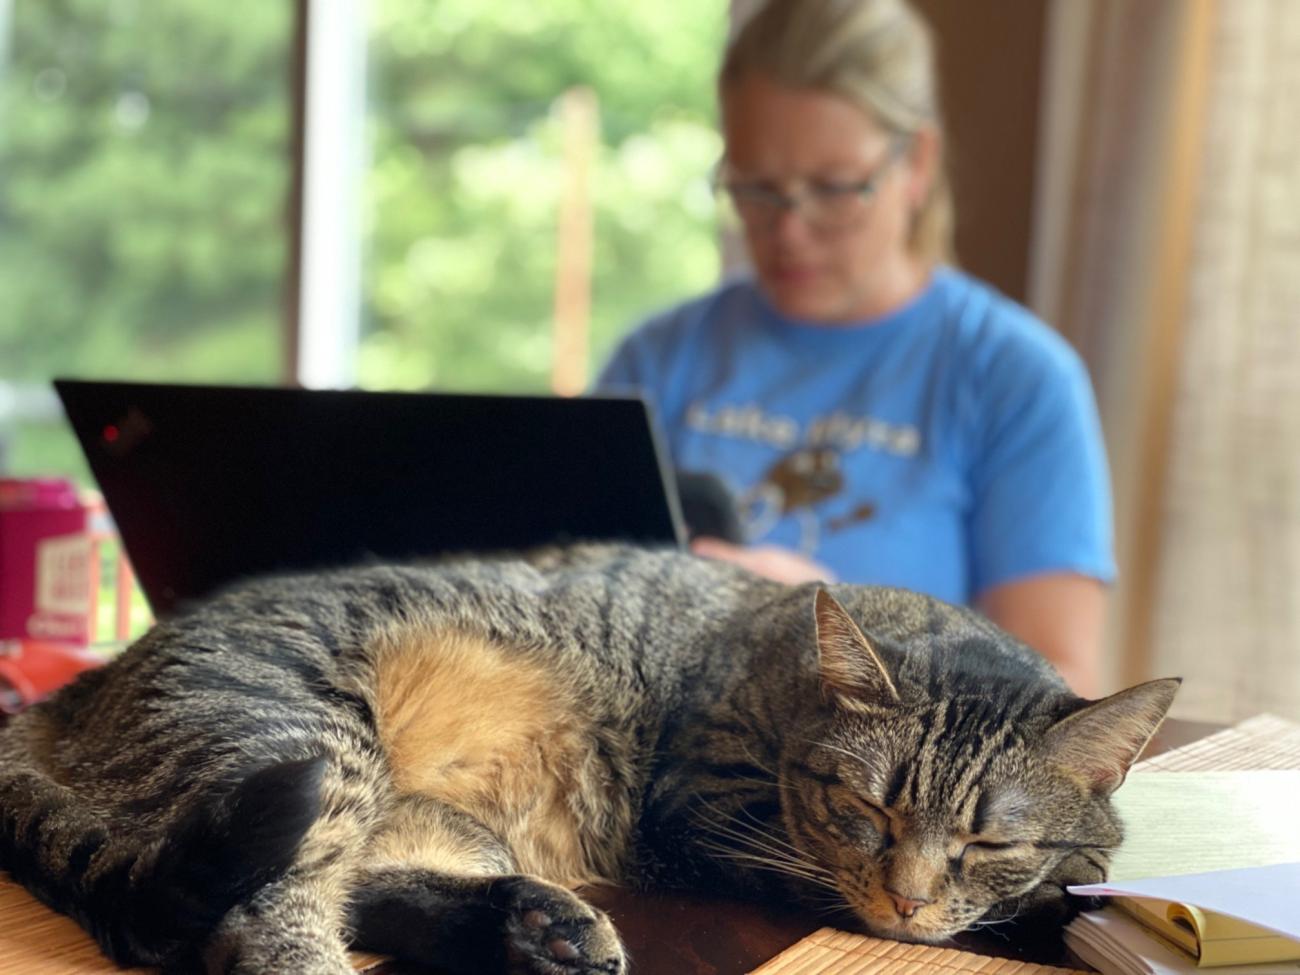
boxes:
[1135,713,1300,772]
[748,927,1089,974]
[0,872,384,974]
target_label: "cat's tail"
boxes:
[0,752,326,967]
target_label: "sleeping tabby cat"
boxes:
[0,544,1177,974]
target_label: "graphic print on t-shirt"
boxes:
[685,400,921,555]
[742,447,843,550]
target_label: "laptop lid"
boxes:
[55,379,685,617]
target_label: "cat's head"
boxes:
[779,589,1179,943]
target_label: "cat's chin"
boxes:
[866,921,961,946]
[850,907,965,946]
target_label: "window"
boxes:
[1,0,726,466]
[0,0,293,481]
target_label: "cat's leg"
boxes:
[352,868,625,975]
[199,876,357,975]
[196,753,391,975]
[347,795,625,975]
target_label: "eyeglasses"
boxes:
[717,140,908,233]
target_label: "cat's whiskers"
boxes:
[691,796,841,895]
[967,904,1024,943]
[696,817,824,876]
[700,842,840,890]
[738,741,781,779]
[700,848,841,896]
[968,918,1015,942]
[803,888,855,915]
[692,819,821,871]
[810,900,853,920]
[971,913,1020,929]
[708,743,800,799]
[697,803,822,872]
[732,803,813,861]
[703,849,845,899]
[722,773,786,792]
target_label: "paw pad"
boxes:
[497,876,626,975]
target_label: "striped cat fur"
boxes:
[0,544,1177,974]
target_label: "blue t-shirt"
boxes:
[596,267,1115,604]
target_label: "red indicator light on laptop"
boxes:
[102,425,120,444]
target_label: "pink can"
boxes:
[0,478,93,649]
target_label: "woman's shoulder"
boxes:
[932,266,1087,381]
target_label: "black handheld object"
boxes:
[675,470,745,544]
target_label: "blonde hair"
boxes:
[719,0,954,261]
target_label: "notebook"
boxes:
[54,379,686,616]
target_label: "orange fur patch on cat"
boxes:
[369,626,618,888]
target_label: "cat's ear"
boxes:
[1041,678,1181,795]
[813,589,900,710]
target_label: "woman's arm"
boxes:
[977,572,1108,698]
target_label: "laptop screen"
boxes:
[55,379,685,616]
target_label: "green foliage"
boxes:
[2,0,727,478]
[0,0,291,388]
[360,0,726,391]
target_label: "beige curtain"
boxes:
[1031,0,1300,722]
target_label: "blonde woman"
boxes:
[598,0,1112,695]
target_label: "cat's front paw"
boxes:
[491,876,626,975]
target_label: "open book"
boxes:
[1069,863,1300,971]
[1116,889,1298,968]
[1064,718,1300,973]
[1064,904,1300,975]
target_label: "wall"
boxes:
[911,0,1046,305]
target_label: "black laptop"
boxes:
[55,379,685,616]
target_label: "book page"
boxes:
[1106,771,1300,881]
[1071,863,1300,946]
[1114,897,1198,955]
[1112,895,1300,968]
[1168,901,1300,967]
[1066,908,1300,975]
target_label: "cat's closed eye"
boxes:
[833,788,894,839]
[955,839,1027,869]
[949,837,1024,871]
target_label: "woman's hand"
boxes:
[690,537,836,585]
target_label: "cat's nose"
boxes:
[884,887,930,919]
